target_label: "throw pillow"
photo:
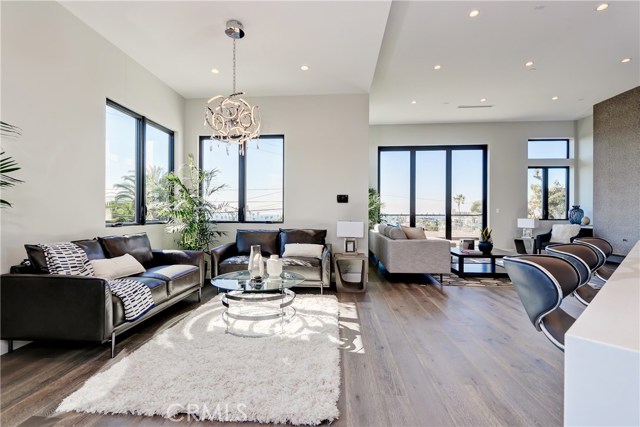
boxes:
[388,227,407,240]
[401,226,426,240]
[90,254,146,280]
[279,229,326,256]
[551,224,581,243]
[282,243,324,258]
[377,224,388,235]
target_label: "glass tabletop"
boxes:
[211,270,305,292]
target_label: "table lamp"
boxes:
[336,221,364,253]
[517,218,539,238]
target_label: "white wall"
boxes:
[185,94,369,252]
[576,115,594,223]
[369,121,576,250]
[0,2,185,352]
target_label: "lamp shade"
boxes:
[336,221,364,238]
[517,218,540,229]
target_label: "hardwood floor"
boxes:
[1,263,581,426]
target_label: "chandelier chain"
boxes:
[232,38,237,94]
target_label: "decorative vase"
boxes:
[478,241,493,254]
[568,205,584,225]
[266,254,283,278]
[248,245,264,280]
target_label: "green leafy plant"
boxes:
[159,155,226,250]
[0,121,24,208]
[480,227,493,242]
[368,188,382,229]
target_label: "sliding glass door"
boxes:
[378,145,487,240]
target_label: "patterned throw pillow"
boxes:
[38,242,95,276]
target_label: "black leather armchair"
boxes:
[534,226,591,254]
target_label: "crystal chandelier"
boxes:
[205,20,260,156]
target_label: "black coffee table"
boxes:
[450,247,512,278]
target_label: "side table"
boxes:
[334,252,368,293]
[514,237,536,254]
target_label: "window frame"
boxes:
[527,138,570,159]
[527,166,570,220]
[105,99,175,227]
[377,145,488,239]
[198,135,285,224]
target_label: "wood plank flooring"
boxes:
[1,262,581,426]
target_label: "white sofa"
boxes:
[368,229,451,276]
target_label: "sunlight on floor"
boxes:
[338,301,365,354]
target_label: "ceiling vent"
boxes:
[457,105,494,109]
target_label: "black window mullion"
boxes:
[137,117,146,225]
[541,168,549,219]
[238,144,246,222]
[482,147,488,231]
[409,151,416,227]
[445,149,453,240]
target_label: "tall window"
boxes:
[527,139,569,220]
[378,145,487,240]
[199,135,284,223]
[105,100,174,225]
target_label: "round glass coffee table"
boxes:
[211,270,305,337]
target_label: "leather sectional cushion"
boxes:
[219,256,253,275]
[236,229,280,256]
[112,277,168,327]
[281,257,322,280]
[139,264,200,295]
[72,239,107,260]
[99,233,154,266]
[279,229,326,256]
[24,244,49,274]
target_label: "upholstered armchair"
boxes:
[534,224,590,254]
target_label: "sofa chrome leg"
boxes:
[110,332,116,358]
[7,340,14,353]
[198,288,202,303]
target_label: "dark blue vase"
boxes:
[478,241,493,254]
[569,205,584,225]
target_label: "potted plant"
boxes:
[368,188,382,229]
[159,155,226,251]
[479,227,493,254]
[0,121,24,208]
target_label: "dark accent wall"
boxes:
[593,86,640,255]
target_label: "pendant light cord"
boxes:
[232,38,237,94]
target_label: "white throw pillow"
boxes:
[90,253,146,280]
[551,224,581,243]
[282,243,324,258]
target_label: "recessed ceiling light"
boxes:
[621,57,632,63]
[525,60,534,67]
[211,68,219,74]
[300,65,310,71]
[480,98,487,103]
[552,96,559,101]
[469,10,480,17]
[534,4,545,10]
[596,3,609,12]
[411,100,417,104]
[434,64,442,70]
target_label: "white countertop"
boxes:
[566,240,640,351]
[565,239,640,426]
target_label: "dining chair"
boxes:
[503,255,582,351]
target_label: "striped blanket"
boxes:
[39,242,155,321]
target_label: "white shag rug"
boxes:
[57,294,341,425]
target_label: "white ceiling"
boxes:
[60,1,639,125]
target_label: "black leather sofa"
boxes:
[0,233,204,357]
[211,229,331,293]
